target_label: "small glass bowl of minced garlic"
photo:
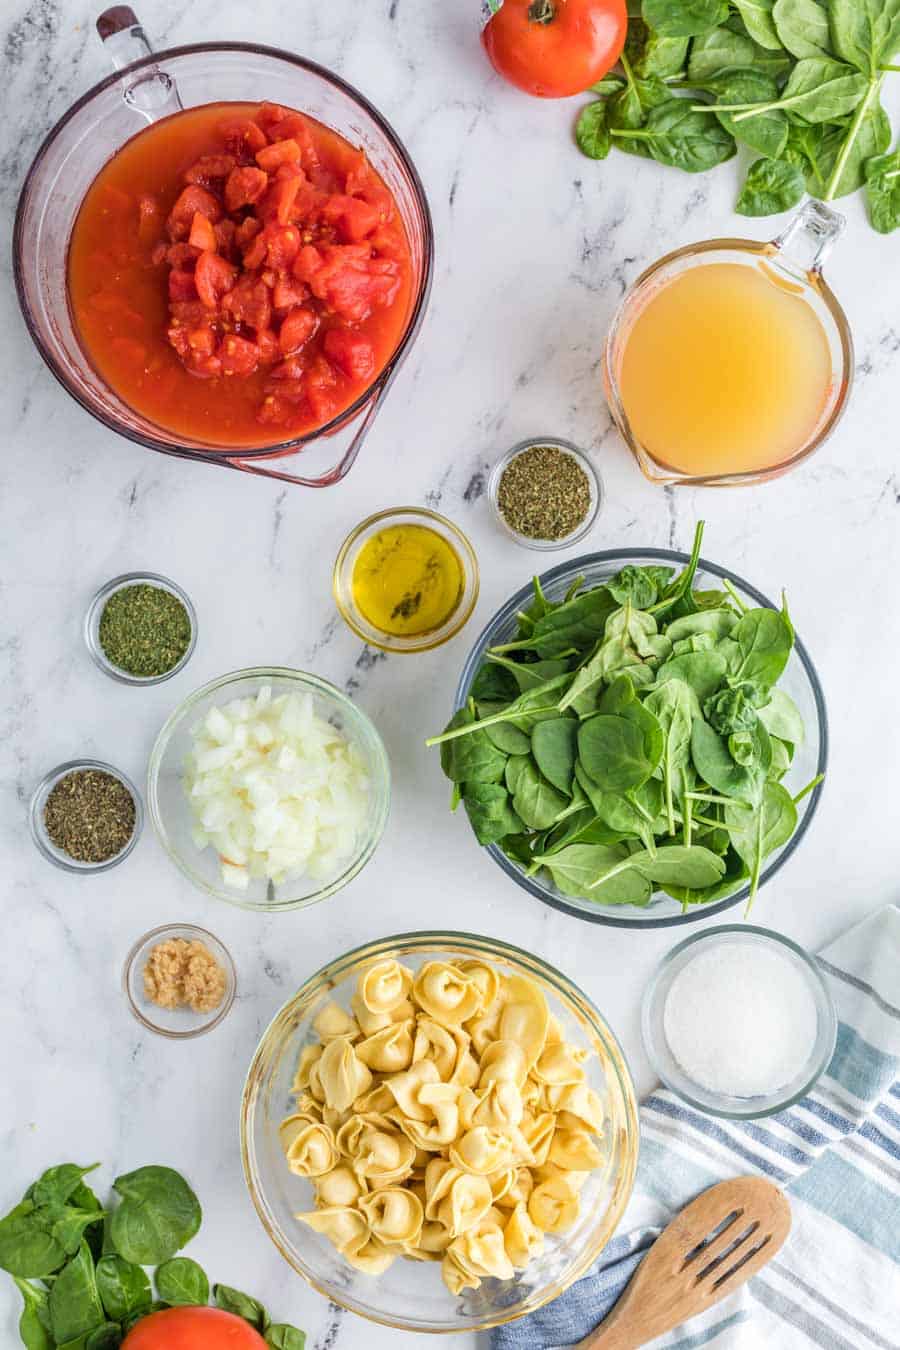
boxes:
[489,437,603,551]
[333,507,479,653]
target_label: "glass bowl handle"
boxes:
[771,200,845,280]
[224,379,392,487]
[96,7,182,121]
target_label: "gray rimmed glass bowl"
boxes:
[85,571,197,685]
[488,437,603,552]
[147,667,390,912]
[453,548,827,929]
[30,758,143,873]
[241,930,639,1333]
[641,925,837,1118]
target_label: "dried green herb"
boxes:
[497,445,592,542]
[98,585,191,678]
[44,770,135,863]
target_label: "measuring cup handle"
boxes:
[772,199,845,278]
[224,382,390,488]
[96,7,183,119]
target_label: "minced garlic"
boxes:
[143,938,226,1014]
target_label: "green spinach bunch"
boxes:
[0,1163,304,1350]
[575,0,900,231]
[428,522,822,912]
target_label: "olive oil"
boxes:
[351,524,464,638]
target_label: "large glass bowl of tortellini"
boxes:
[241,932,639,1332]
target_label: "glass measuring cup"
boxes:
[603,201,853,488]
[13,8,433,488]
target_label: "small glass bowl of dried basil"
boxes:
[85,572,197,685]
[489,436,603,551]
[29,759,143,873]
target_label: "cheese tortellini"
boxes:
[284,955,608,1295]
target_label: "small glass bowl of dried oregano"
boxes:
[85,572,197,685]
[489,436,603,551]
[29,759,143,873]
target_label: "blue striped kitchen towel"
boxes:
[493,906,900,1350]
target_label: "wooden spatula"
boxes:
[576,1176,791,1350]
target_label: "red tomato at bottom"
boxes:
[122,1307,268,1350]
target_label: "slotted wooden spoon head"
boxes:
[577,1177,791,1350]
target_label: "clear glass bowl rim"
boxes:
[29,757,144,873]
[240,928,640,1332]
[146,665,391,911]
[641,923,838,1118]
[603,235,854,487]
[488,436,604,552]
[453,545,829,929]
[122,921,237,1039]
[332,506,480,653]
[12,40,435,465]
[84,571,198,686]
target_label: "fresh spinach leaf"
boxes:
[822,89,891,199]
[577,714,659,792]
[645,678,696,832]
[155,1256,210,1307]
[626,19,690,76]
[829,0,900,76]
[265,1327,307,1350]
[612,99,737,171]
[730,607,793,687]
[0,1204,68,1280]
[756,688,805,744]
[665,608,736,642]
[642,0,729,38]
[608,564,674,609]
[49,1243,104,1344]
[531,718,578,795]
[484,718,532,756]
[214,1283,269,1331]
[773,0,832,58]
[576,101,611,159]
[866,145,900,229]
[654,650,727,701]
[13,1278,53,1350]
[510,761,570,831]
[707,56,868,122]
[85,1326,122,1350]
[691,718,766,803]
[95,1256,151,1324]
[31,1168,101,1212]
[109,1167,201,1268]
[538,844,652,904]
[710,69,789,157]
[485,655,571,693]
[687,25,786,80]
[462,784,523,846]
[732,0,784,50]
[737,156,806,213]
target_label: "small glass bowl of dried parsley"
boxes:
[489,437,602,551]
[30,759,143,873]
[85,572,197,685]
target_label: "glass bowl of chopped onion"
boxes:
[241,931,638,1333]
[147,668,391,911]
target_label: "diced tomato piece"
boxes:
[258,393,291,424]
[186,352,223,379]
[279,306,318,355]
[220,119,268,158]
[324,327,376,380]
[219,334,260,376]
[184,154,236,187]
[267,113,321,172]
[304,245,399,323]
[235,216,262,248]
[189,211,218,252]
[168,269,198,302]
[221,275,272,331]
[258,103,290,131]
[214,219,237,259]
[344,153,372,197]
[255,139,302,170]
[272,276,308,311]
[242,234,267,269]
[305,354,339,421]
[258,176,302,226]
[256,329,280,364]
[166,185,221,241]
[187,326,216,354]
[224,166,269,211]
[269,355,306,381]
[292,244,325,283]
[195,251,237,309]
[265,225,301,270]
[167,325,191,359]
[370,225,408,262]
[165,242,199,267]
[320,194,380,242]
[170,300,208,327]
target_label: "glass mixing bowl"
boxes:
[241,931,639,1333]
[453,549,827,929]
[147,667,390,911]
[13,20,433,487]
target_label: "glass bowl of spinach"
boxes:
[433,524,827,929]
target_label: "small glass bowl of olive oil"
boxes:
[333,508,479,654]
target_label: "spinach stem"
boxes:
[792,772,825,806]
[609,128,652,140]
[425,704,558,745]
[686,791,748,808]
[825,76,883,202]
[723,578,749,614]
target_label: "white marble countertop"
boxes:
[2,2,900,1347]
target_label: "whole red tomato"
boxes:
[122,1307,268,1349]
[482,0,627,97]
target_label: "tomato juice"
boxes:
[67,101,413,448]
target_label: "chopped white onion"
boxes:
[184,686,371,890]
